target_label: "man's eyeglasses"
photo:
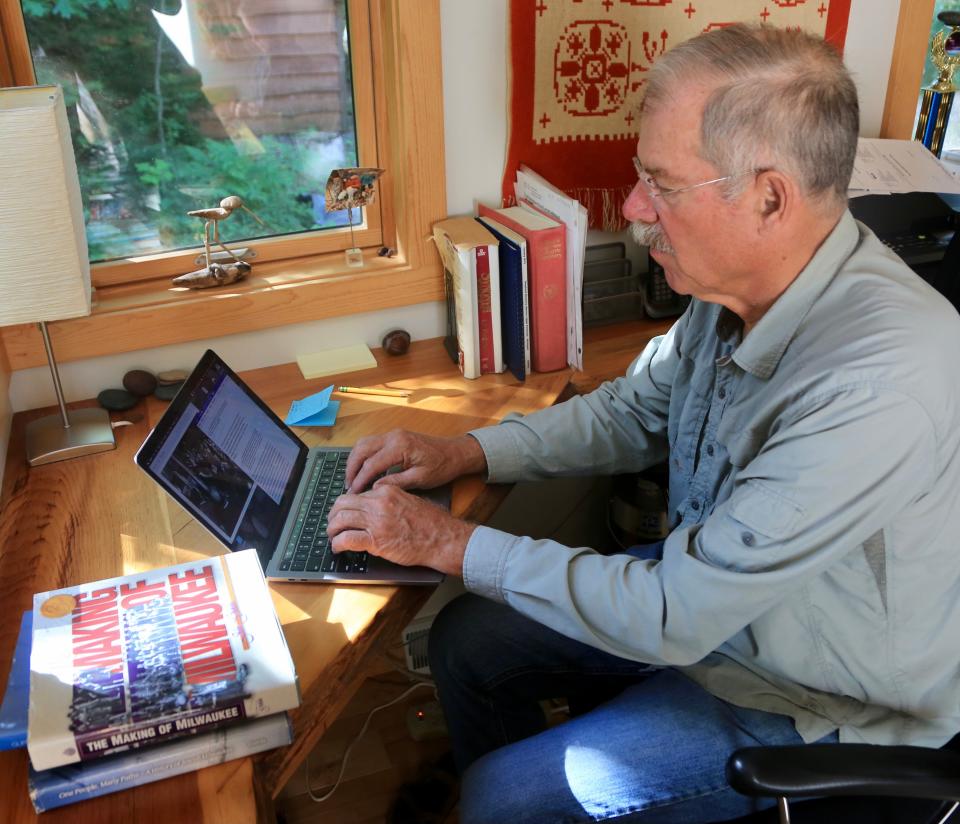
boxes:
[632,156,760,200]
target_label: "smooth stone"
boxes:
[157,369,189,384]
[382,328,411,356]
[154,381,184,401]
[98,388,138,411]
[123,369,157,396]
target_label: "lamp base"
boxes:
[25,407,116,467]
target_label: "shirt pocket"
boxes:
[729,479,805,539]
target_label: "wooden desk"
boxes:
[0,320,670,823]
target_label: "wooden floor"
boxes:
[276,671,458,824]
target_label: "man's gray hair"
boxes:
[643,24,859,208]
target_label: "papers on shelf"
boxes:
[848,138,960,196]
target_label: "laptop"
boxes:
[134,349,445,585]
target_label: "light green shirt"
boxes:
[465,212,960,747]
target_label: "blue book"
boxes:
[477,216,530,381]
[0,610,31,750]
[28,712,293,812]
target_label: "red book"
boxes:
[475,244,495,373]
[477,203,566,372]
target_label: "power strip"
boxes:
[406,700,448,741]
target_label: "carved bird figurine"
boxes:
[186,195,245,222]
[175,195,268,289]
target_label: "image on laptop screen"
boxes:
[139,355,304,558]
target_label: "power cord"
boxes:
[304,680,435,803]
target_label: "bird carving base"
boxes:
[172,260,251,289]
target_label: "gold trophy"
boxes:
[915,11,960,158]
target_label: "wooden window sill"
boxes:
[1,246,444,371]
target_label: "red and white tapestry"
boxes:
[503,0,853,230]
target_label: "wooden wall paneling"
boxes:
[0,0,34,86]
[880,0,936,138]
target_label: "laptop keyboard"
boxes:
[278,450,368,575]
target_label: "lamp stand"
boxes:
[25,321,115,467]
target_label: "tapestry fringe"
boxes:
[570,186,633,233]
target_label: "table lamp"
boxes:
[0,85,116,466]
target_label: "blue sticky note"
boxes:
[285,386,340,427]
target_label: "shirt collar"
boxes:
[727,210,859,380]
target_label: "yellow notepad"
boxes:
[296,343,377,379]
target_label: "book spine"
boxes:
[526,230,566,372]
[29,713,293,813]
[475,245,495,374]
[519,242,532,375]
[488,244,504,373]
[455,247,480,379]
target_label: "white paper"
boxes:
[515,166,587,371]
[848,138,960,195]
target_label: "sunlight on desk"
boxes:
[268,589,313,626]
[326,587,390,640]
[120,535,179,576]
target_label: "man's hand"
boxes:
[345,430,487,493]
[327,485,475,576]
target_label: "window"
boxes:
[0,0,446,370]
[4,0,382,287]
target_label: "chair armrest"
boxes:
[726,744,960,801]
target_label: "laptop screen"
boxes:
[136,350,308,565]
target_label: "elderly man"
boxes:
[328,23,960,823]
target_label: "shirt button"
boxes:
[690,500,700,511]
[742,532,755,546]
[718,388,727,400]
[706,444,715,456]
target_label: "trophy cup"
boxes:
[915,11,960,158]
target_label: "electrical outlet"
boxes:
[406,700,448,741]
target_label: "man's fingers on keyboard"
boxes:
[372,469,417,489]
[346,435,389,486]
[350,451,402,492]
[331,529,370,553]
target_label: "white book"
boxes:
[29,713,293,812]
[28,549,300,772]
[433,217,504,379]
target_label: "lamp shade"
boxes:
[0,85,91,326]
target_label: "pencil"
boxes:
[336,385,411,398]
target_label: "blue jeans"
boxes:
[428,593,838,824]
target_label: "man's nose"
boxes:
[622,180,658,224]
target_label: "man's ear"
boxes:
[757,170,790,227]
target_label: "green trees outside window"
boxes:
[23,0,358,261]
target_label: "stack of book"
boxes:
[0,549,299,812]
[434,166,587,381]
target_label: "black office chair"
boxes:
[724,739,960,823]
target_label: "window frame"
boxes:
[0,0,446,371]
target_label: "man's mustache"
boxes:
[630,221,676,255]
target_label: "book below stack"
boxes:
[18,549,298,812]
